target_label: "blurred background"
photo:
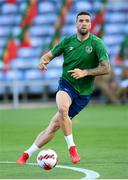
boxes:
[0,0,128,108]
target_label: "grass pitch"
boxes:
[0,104,128,179]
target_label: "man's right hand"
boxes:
[38,51,53,72]
[39,61,48,71]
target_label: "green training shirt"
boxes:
[51,34,109,95]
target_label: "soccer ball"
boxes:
[37,149,58,170]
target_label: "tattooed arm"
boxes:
[86,60,111,76]
[68,60,111,79]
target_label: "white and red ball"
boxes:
[37,149,58,170]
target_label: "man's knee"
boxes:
[58,106,69,119]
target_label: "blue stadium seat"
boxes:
[24,69,44,80]
[17,0,27,2]
[0,71,5,95]
[18,1,28,13]
[33,14,57,25]
[47,56,63,68]
[107,45,120,56]
[44,68,62,80]
[5,70,24,81]
[13,15,22,26]
[0,15,16,25]
[107,1,128,11]
[75,1,92,12]
[62,24,76,36]
[12,26,21,36]
[91,1,103,11]
[125,25,128,34]
[1,3,18,14]
[38,2,55,13]
[10,58,39,69]
[10,58,25,69]
[30,25,55,36]
[0,47,4,55]
[103,35,124,46]
[65,13,76,24]
[105,12,125,23]
[0,86,5,95]
[0,37,7,47]
[43,68,62,94]
[5,70,25,94]
[0,61,3,70]
[48,83,58,94]
[24,69,45,94]
[10,58,29,69]
[0,26,11,37]
[105,24,124,34]
[0,70,5,81]
[31,37,43,47]
[18,47,41,58]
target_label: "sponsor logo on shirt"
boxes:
[85,46,93,53]
[69,47,74,51]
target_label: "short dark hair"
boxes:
[76,11,91,20]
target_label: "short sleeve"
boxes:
[51,38,65,57]
[95,38,109,62]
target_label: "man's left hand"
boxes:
[68,69,88,79]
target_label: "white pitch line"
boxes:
[0,161,100,179]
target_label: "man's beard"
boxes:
[78,29,89,35]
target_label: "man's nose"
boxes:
[82,21,87,25]
[82,23,86,26]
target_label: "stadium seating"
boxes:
[4,70,25,94]
[0,71,5,95]
[0,0,127,102]
[1,3,18,14]
[23,69,45,94]
[75,1,92,12]
[38,2,55,13]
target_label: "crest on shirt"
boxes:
[85,46,93,53]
